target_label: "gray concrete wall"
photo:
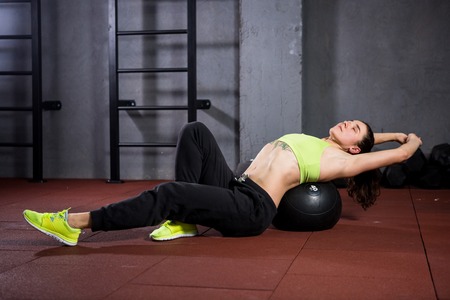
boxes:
[2,0,450,180]
[240,0,303,161]
[303,0,450,154]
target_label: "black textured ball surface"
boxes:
[272,182,342,231]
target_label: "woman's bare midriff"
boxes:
[243,143,301,207]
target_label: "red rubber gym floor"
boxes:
[0,178,449,300]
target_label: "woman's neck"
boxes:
[323,136,345,151]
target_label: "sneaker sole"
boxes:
[23,213,78,246]
[151,232,198,241]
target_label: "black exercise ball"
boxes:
[272,182,342,231]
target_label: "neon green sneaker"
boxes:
[23,209,81,246]
[150,220,198,241]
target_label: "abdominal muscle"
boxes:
[243,142,302,207]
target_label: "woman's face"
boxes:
[329,120,368,153]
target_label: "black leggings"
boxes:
[90,122,277,237]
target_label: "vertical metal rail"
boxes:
[30,0,44,182]
[108,0,121,182]
[187,0,197,122]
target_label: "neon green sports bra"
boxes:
[277,134,330,184]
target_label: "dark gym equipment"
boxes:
[272,182,342,231]
[419,143,450,188]
[382,149,428,188]
[404,148,427,186]
[430,143,450,168]
[381,163,407,188]
[404,148,427,173]
[417,165,443,189]
[382,146,450,189]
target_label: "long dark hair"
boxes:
[346,121,381,210]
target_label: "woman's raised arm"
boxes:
[341,133,422,178]
[374,132,408,145]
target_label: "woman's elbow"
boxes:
[397,148,411,163]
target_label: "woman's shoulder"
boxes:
[319,147,353,181]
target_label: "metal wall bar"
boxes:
[31,0,43,182]
[108,0,120,182]
[187,0,197,122]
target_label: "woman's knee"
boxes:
[182,121,207,133]
[179,121,212,144]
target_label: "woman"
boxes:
[23,121,422,246]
